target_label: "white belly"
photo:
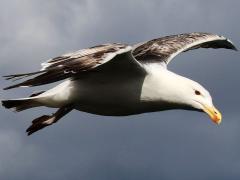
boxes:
[35,67,181,116]
[36,77,149,116]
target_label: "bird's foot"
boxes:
[26,115,56,136]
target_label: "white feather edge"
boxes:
[99,46,132,64]
[40,46,132,71]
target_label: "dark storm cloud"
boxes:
[0,0,239,180]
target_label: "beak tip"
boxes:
[212,113,222,125]
[214,119,222,125]
[203,105,222,125]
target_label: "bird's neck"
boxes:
[140,65,190,110]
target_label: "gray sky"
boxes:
[0,0,240,179]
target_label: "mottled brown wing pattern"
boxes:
[132,32,237,64]
[3,43,130,90]
[3,33,237,90]
[41,43,126,70]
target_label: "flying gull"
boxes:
[1,32,237,135]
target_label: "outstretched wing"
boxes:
[132,32,237,65]
[4,43,141,90]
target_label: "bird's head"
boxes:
[141,67,222,124]
[178,78,222,125]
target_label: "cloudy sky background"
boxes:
[0,0,239,179]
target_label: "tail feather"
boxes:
[1,98,40,112]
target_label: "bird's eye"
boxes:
[195,90,201,95]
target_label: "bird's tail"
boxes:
[1,98,41,112]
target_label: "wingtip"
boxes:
[3,87,10,90]
[232,45,238,51]
[3,84,23,90]
[225,38,238,51]
[3,85,15,90]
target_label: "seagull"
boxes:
[1,32,237,135]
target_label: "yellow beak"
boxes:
[203,105,222,125]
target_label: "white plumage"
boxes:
[2,32,237,135]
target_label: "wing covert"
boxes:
[4,43,136,90]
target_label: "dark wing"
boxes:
[132,32,237,65]
[4,43,140,90]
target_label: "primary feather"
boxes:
[2,32,237,135]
